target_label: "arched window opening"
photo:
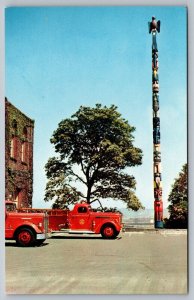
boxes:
[21,127,28,163]
[13,188,22,208]
[10,120,18,160]
[10,135,17,160]
[12,120,17,134]
[10,136,14,158]
[23,127,27,138]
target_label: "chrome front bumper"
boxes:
[36,233,51,240]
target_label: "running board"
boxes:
[52,230,95,234]
[69,230,95,234]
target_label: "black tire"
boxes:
[35,239,46,246]
[114,230,120,238]
[16,228,35,247]
[101,224,117,239]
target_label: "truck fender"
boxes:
[96,221,120,234]
[13,222,42,239]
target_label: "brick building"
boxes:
[5,98,34,208]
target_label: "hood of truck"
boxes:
[93,211,122,223]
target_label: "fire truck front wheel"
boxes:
[16,227,35,247]
[100,224,118,239]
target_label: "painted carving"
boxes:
[154,150,161,162]
[154,188,162,200]
[153,82,159,92]
[152,69,159,81]
[152,52,159,69]
[153,127,160,144]
[153,93,159,111]
[154,163,161,174]
[149,16,163,227]
[153,117,160,127]
[148,16,161,33]
[152,34,158,51]
[154,173,162,188]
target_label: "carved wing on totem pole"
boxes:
[157,20,161,33]
[148,22,152,34]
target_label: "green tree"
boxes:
[44,104,143,210]
[165,164,188,228]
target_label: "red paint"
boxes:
[18,230,32,245]
[102,226,114,237]
[5,201,50,246]
[154,200,163,221]
[19,202,123,239]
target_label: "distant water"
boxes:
[120,208,169,221]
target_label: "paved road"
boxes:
[5,230,187,294]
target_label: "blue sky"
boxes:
[5,6,187,209]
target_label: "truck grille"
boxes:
[44,213,49,235]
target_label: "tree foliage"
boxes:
[44,104,143,210]
[165,164,188,228]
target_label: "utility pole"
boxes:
[148,17,163,228]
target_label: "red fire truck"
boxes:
[5,201,50,247]
[19,201,123,239]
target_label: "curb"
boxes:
[123,227,187,233]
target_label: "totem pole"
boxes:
[148,17,163,228]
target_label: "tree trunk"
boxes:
[86,185,91,203]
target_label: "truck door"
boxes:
[70,206,91,230]
[5,212,14,238]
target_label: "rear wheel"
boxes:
[16,228,35,247]
[101,224,117,239]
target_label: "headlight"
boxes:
[38,222,43,228]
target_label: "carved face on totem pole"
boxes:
[154,187,162,201]
[154,150,161,162]
[154,173,162,188]
[153,82,159,92]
